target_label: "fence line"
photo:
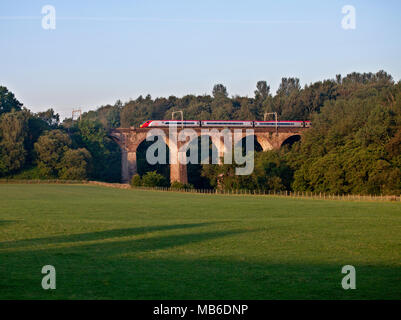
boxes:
[0,179,131,189]
[131,186,401,203]
[0,179,88,184]
[1,179,400,202]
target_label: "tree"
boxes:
[276,78,301,96]
[130,174,142,186]
[289,82,401,195]
[0,86,22,115]
[0,110,28,175]
[36,108,60,128]
[34,130,72,177]
[212,84,228,99]
[255,81,270,101]
[201,150,291,191]
[58,148,92,180]
[0,69,389,192]
[25,111,54,165]
[72,120,121,182]
[141,171,168,187]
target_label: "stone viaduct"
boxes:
[109,127,308,184]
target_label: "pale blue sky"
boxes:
[1,0,400,119]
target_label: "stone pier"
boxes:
[110,127,308,184]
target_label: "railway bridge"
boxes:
[109,126,308,184]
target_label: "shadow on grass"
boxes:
[1,225,400,300]
[0,220,19,227]
[0,222,224,249]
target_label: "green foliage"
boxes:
[36,108,59,128]
[136,139,169,180]
[34,130,93,180]
[212,84,228,99]
[4,166,43,180]
[58,148,92,180]
[289,80,401,195]
[253,151,293,190]
[201,151,291,192]
[0,106,61,177]
[276,77,301,96]
[82,102,121,130]
[71,120,121,182]
[0,86,22,115]
[170,181,194,190]
[255,81,270,101]
[1,70,400,192]
[130,174,142,187]
[0,110,29,176]
[34,130,72,178]
[102,77,349,127]
[0,86,119,182]
[141,171,169,187]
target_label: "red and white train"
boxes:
[140,120,311,128]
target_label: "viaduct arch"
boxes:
[109,127,308,184]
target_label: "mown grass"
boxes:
[0,184,400,299]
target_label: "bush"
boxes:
[170,181,194,190]
[58,148,92,180]
[141,171,168,187]
[34,130,71,177]
[130,174,142,186]
[4,166,42,180]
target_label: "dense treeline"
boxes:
[0,70,400,194]
[205,74,401,195]
[0,88,120,182]
[290,78,401,195]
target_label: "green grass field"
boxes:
[0,184,400,299]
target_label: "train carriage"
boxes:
[140,120,311,128]
[200,120,253,127]
[140,120,200,128]
[254,120,310,128]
